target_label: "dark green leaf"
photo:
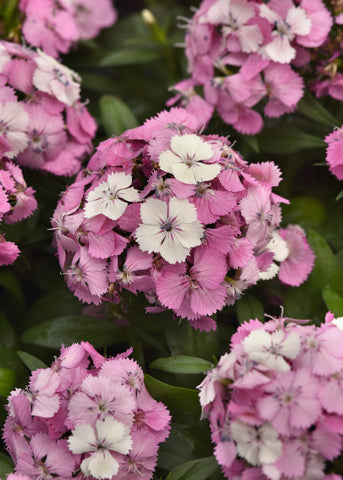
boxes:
[166,456,218,480]
[297,89,336,126]
[26,288,82,327]
[0,452,14,478]
[285,230,343,321]
[257,126,324,154]
[100,47,162,66]
[150,356,212,374]
[0,311,16,348]
[17,351,48,371]
[282,196,327,229]
[322,289,343,316]
[0,270,25,303]
[144,374,201,424]
[99,95,138,136]
[0,368,16,397]
[21,315,127,348]
[236,294,264,323]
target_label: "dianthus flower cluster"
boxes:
[198,311,343,479]
[0,153,37,266]
[0,40,96,176]
[19,0,117,58]
[51,107,314,331]
[169,0,333,134]
[325,125,343,181]
[3,342,171,480]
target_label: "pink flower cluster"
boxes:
[169,0,333,134]
[3,342,171,480]
[325,125,343,181]
[19,0,117,58]
[0,155,37,266]
[198,312,343,479]
[0,40,96,176]
[51,107,314,331]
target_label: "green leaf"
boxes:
[236,294,264,323]
[322,289,343,316]
[99,95,138,136]
[100,47,162,66]
[0,452,14,478]
[297,89,336,126]
[336,190,343,201]
[0,270,25,303]
[257,125,324,154]
[282,196,327,229]
[17,351,48,371]
[0,368,16,397]
[166,457,218,480]
[307,230,343,295]
[150,356,212,374]
[21,315,127,349]
[0,311,16,348]
[285,230,343,321]
[144,374,201,424]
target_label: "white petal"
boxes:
[169,197,198,225]
[107,171,132,190]
[170,134,213,161]
[159,150,182,174]
[265,36,295,64]
[159,234,190,264]
[103,198,128,220]
[119,186,139,202]
[279,331,301,360]
[68,424,95,454]
[82,450,119,479]
[266,231,289,262]
[140,198,167,225]
[259,262,279,281]
[135,223,164,253]
[173,221,203,249]
[96,418,132,454]
[171,162,199,184]
[243,329,271,355]
[286,6,311,36]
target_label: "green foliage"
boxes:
[166,457,219,480]
[285,230,343,322]
[150,356,213,374]
[236,294,264,323]
[144,374,201,425]
[21,315,128,348]
[99,95,138,136]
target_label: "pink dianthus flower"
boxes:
[3,343,171,480]
[198,313,343,479]
[52,108,314,330]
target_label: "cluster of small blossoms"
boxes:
[198,312,343,479]
[0,40,96,176]
[51,107,314,331]
[325,125,343,181]
[19,0,117,58]
[169,0,333,134]
[3,342,171,480]
[0,153,37,266]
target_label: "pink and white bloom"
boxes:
[85,172,139,221]
[198,313,343,478]
[159,134,221,185]
[33,50,81,106]
[68,417,132,479]
[4,344,171,480]
[136,197,203,264]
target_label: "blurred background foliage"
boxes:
[1,0,343,478]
